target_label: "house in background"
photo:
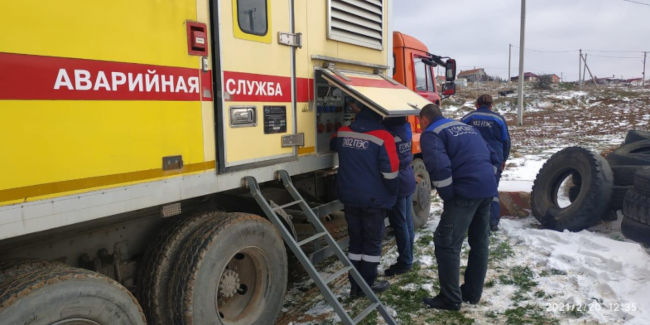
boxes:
[511,72,539,82]
[457,68,487,82]
[540,74,560,83]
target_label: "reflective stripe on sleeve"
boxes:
[493,197,500,203]
[432,176,453,188]
[433,121,466,134]
[493,166,498,174]
[382,171,399,179]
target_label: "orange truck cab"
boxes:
[392,31,456,226]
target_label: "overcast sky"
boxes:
[394,0,650,81]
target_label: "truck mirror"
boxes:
[442,82,456,96]
[445,59,456,82]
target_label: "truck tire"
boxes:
[609,185,633,210]
[0,261,146,325]
[633,167,650,197]
[170,212,287,325]
[611,165,640,186]
[137,211,226,324]
[531,147,613,231]
[624,129,650,145]
[621,214,650,246]
[412,158,432,228]
[606,140,650,166]
[623,189,650,224]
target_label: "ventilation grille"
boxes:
[328,0,383,50]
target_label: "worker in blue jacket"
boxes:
[331,100,399,297]
[418,103,497,311]
[461,94,511,231]
[383,117,416,276]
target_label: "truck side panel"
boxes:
[0,0,211,206]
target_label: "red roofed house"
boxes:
[457,68,487,82]
[511,72,538,82]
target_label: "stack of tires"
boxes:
[605,130,650,218]
[531,130,650,234]
[622,167,650,245]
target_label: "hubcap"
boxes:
[216,248,269,323]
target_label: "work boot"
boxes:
[422,295,461,311]
[370,280,390,293]
[384,263,411,277]
[350,280,390,298]
[460,284,480,304]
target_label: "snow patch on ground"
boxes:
[500,218,650,324]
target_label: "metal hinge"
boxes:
[278,32,302,48]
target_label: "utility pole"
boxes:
[508,43,512,82]
[517,0,526,126]
[582,53,588,83]
[579,49,583,87]
[581,53,598,86]
[643,51,647,88]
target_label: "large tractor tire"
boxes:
[621,215,650,246]
[412,158,432,228]
[623,189,650,225]
[609,185,634,210]
[611,165,640,186]
[606,140,650,166]
[624,129,650,145]
[137,211,226,324]
[170,212,288,325]
[633,167,650,197]
[531,147,613,231]
[0,261,146,325]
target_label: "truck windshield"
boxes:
[414,57,434,93]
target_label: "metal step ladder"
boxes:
[244,170,397,325]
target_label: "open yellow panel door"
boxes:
[319,69,432,117]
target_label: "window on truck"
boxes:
[413,57,434,92]
[414,57,434,92]
[236,0,268,36]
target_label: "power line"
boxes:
[587,53,643,59]
[511,46,573,53]
[512,46,649,54]
[585,49,649,53]
[623,0,650,6]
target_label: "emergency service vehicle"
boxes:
[0,1,455,324]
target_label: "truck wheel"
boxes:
[137,211,226,324]
[624,129,650,145]
[0,261,146,325]
[170,212,287,325]
[412,158,432,228]
[531,147,613,231]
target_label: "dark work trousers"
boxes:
[491,170,503,227]
[434,197,491,305]
[345,206,386,291]
[387,194,414,267]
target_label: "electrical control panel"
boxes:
[314,74,356,154]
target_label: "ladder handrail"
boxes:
[244,171,397,325]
